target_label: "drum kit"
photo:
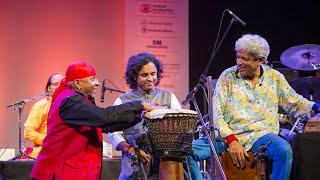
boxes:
[280,44,320,103]
[278,44,320,134]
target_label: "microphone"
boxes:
[226,9,246,26]
[182,84,201,105]
[101,79,106,103]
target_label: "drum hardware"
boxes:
[250,141,272,180]
[278,113,295,125]
[280,44,320,71]
[183,76,227,180]
[188,89,227,180]
[289,114,309,135]
[128,135,148,180]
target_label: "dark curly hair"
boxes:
[125,52,164,89]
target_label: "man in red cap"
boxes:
[31,61,156,180]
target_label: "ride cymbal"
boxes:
[281,44,320,71]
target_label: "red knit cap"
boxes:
[65,61,96,81]
[52,61,96,101]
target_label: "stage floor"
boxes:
[0,158,121,180]
[1,133,320,180]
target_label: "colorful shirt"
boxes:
[24,97,52,158]
[213,65,314,150]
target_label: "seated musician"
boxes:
[212,34,320,180]
[107,52,203,179]
[24,73,64,158]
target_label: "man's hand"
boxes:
[142,102,166,112]
[139,149,151,165]
[118,141,151,165]
[127,147,151,165]
[228,141,249,168]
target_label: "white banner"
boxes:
[124,0,189,106]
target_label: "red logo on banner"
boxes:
[140,4,152,13]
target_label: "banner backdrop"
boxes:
[124,0,189,103]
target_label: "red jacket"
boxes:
[31,88,102,180]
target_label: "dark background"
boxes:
[189,0,320,111]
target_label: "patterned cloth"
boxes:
[213,65,314,150]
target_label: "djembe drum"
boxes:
[143,109,198,180]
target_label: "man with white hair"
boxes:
[213,34,320,180]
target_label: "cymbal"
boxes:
[281,44,320,71]
[290,77,320,103]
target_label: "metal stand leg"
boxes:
[190,96,227,180]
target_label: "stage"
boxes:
[1,133,320,180]
[0,158,121,180]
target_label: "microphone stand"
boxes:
[183,17,237,180]
[101,79,126,103]
[183,18,235,104]
[105,87,125,94]
[189,95,227,180]
[130,137,148,180]
[6,93,45,160]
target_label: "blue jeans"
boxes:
[183,136,226,180]
[251,133,293,180]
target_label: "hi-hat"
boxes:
[290,77,320,103]
[281,44,320,71]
